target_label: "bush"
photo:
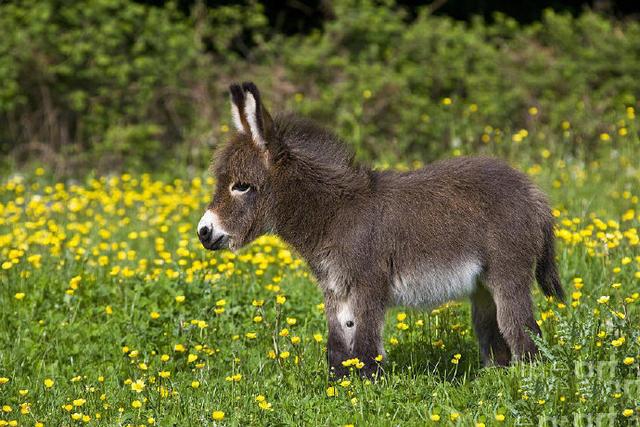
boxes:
[0,0,638,173]
[0,0,204,171]
[277,2,640,163]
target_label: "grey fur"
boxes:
[197,82,564,378]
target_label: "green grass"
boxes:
[1,141,639,426]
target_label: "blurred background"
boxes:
[1,0,639,176]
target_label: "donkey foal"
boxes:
[198,82,564,378]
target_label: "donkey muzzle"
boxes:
[197,210,230,250]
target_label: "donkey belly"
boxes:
[391,260,482,308]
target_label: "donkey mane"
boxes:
[274,113,354,168]
[272,113,373,194]
[212,113,357,175]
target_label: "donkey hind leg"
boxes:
[471,284,511,366]
[487,268,542,361]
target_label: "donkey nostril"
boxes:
[198,226,212,240]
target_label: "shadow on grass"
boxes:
[384,338,483,383]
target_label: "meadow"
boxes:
[1,101,639,427]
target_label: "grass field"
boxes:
[1,110,640,426]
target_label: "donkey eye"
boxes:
[231,182,251,194]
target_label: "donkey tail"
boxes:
[535,219,564,301]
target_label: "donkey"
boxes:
[197,82,564,378]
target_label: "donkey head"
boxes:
[198,82,278,252]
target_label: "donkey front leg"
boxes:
[325,291,352,378]
[325,289,386,379]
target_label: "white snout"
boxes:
[197,210,230,250]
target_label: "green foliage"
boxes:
[0,0,639,172]
[0,0,202,168]
[98,124,163,171]
[279,3,640,163]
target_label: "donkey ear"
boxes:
[228,82,273,149]
[229,83,247,134]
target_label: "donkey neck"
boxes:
[269,160,373,260]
